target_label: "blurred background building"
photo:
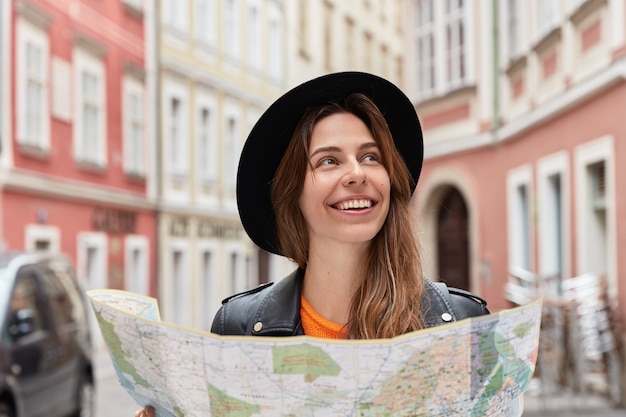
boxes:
[151,0,289,332]
[408,0,626,407]
[0,0,625,409]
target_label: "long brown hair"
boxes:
[271,93,425,338]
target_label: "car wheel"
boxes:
[0,401,14,417]
[73,375,95,417]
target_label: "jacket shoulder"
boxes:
[424,280,489,327]
[211,282,275,335]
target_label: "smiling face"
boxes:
[298,112,391,252]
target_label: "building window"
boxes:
[170,245,190,326]
[575,137,616,297]
[537,0,559,38]
[537,152,569,286]
[298,0,309,56]
[167,93,188,177]
[268,4,283,80]
[195,0,216,47]
[444,0,466,87]
[507,165,533,272]
[223,0,240,61]
[74,48,106,166]
[197,105,217,191]
[415,0,436,98]
[125,235,149,295]
[248,0,262,70]
[25,224,60,253]
[163,0,188,32]
[123,76,145,176]
[224,116,238,193]
[414,0,472,100]
[323,2,333,71]
[505,0,524,60]
[17,19,49,150]
[344,17,355,68]
[198,247,219,331]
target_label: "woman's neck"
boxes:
[301,243,367,325]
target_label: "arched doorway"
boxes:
[437,187,470,290]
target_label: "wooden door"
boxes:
[436,188,470,290]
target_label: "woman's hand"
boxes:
[134,406,155,417]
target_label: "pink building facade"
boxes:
[1,0,156,298]
[406,0,626,400]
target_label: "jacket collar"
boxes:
[250,269,457,335]
[251,269,306,336]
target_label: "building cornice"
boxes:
[2,169,156,211]
[158,201,240,220]
[160,57,280,108]
[424,58,626,160]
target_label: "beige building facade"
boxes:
[152,0,289,330]
[285,0,406,88]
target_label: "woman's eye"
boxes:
[363,154,378,162]
[318,157,336,166]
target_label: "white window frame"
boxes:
[575,136,617,298]
[268,2,283,80]
[164,82,189,178]
[413,0,473,100]
[536,0,559,39]
[502,0,525,61]
[125,235,149,295]
[223,101,241,205]
[122,75,146,176]
[73,48,107,166]
[25,224,60,253]
[16,18,50,150]
[167,240,191,326]
[415,0,436,99]
[223,0,241,61]
[537,151,570,281]
[507,164,534,272]
[443,0,466,88]
[195,0,217,47]
[248,0,262,71]
[197,241,220,331]
[226,242,248,295]
[76,232,108,290]
[195,90,218,204]
[163,0,188,32]
[77,231,107,350]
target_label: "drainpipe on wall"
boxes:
[492,0,501,145]
[148,0,162,299]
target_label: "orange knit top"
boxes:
[300,295,347,339]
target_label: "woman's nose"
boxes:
[342,160,366,186]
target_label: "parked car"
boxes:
[0,252,94,417]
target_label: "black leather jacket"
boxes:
[211,269,489,336]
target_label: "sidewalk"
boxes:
[522,391,626,416]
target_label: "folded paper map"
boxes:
[87,289,542,417]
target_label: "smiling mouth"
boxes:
[334,199,374,210]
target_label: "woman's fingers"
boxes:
[134,406,155,417]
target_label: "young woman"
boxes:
[135,72,488,417]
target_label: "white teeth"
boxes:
[337,200,372,210]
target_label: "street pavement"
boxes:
[95,349,139,417]
[522,392,626,417]
[93,348,626,417]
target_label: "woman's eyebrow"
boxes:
[310,142,378,158]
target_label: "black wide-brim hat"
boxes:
[237,71,424,255]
